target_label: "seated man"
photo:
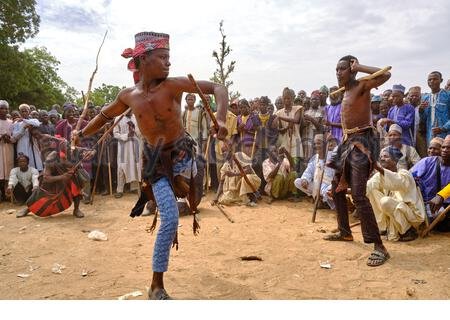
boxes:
[367,146,426,241]
[411,135,450,231]
[427,137,443,157]
[6,154,39,217]
[262,146,297,203]
[294,134,336,209]
[213,148,261,207]
[22,151,94,219]
[386,124,421,170]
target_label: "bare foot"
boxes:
[148,287,172,300]
[73,209,85,218]
[16,208,29,218]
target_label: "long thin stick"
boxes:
[312,140,329,223]
[72,108,129,170]
[250,129,258,158]
[330,66,392,95]
[72,30,108,148]
[212,202,234,223]
[107,143,113,196]
[204,134,211,193]
[350,221,361,229]
[217,204,234,223]
[89,138,106,205]
[187,74,257,193]
[421,206,450,238]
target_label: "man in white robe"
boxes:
[12,104,43,171]
[113,111,141,197]
[367,146,426,241]
[213,150,261,206]
[275,88,304,172]
[294,134,336,209]
[0,100,14,201]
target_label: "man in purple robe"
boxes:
[379,84,415,146]
[410,135,450,231]
[324,85,343,143]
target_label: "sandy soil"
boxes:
[1,193,450,300]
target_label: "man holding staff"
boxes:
[73,31,228,299]
[324,56,391,267]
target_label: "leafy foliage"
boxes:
[0,0,40,45]
[0,46,69,108]
[210,20,240,101]
[88,83,124,106]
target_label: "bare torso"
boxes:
[341,81,372,130]
[120,78,184,146]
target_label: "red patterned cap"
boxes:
[121,31,170,78]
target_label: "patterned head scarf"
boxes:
[121,32,170,84]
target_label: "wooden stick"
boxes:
[312,140,329,223]
[72,108,129,170]
[89,138,106,205]
[330,66,392,95]
[250,129,258,159]
[211,202,234,223]
[421,206,450,238]
[187,74,257,193]
[72,30,108,149]
[107,142,113,196]
[350,221,361,229]
[204,134,211,193]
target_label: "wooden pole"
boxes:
[421,206,450,238]
[71,109,129,171]
[107,144,113,196]
[187,74,257,193]
[89,138,106,205]
[312,140,329,223]
[250,129,258,159]
[71,31,108,149]
[211,202,235,223]
[204,134,211,193]
[330,66,392,96]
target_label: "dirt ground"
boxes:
[1,192,450,300]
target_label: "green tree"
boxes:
[210,20,240,101]
[63,86,80,104]
[89,83,124,106]
[0,46,69,108]
[0,0,40,45]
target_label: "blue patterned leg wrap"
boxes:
[152,177,179,272]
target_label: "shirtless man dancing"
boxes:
[324,55,391,267]
[73,32,228,299]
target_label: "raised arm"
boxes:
[277,108,303,124]
[169,77,229,129]
[79,89,130,138]
[351,60,391,91]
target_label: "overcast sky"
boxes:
[23,0,450,102]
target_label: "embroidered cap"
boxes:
[121,31,170,71]
[388,123,402,134]
[392,84,405,94]
[371,95,382,102]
